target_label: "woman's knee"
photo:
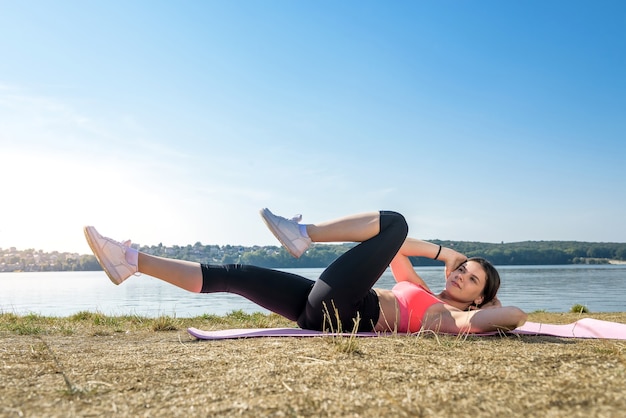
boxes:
[379,210,408,238]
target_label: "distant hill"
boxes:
[2,240,625,272]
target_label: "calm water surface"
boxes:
[0,265,625,317]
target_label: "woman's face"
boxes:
[445,260,487,305]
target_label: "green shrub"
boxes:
[570,304,589,314]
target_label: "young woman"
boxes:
[84,209,527,334]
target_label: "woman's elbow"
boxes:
[511,307,528,328]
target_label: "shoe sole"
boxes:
[259,208,303,258]
[83,226,124,285]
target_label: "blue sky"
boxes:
[0,1,624,253]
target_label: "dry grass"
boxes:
[1,311,625,417]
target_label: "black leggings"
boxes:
[200,211,408,332]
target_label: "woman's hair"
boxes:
[468,257,501,308]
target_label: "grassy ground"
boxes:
[1,311,625,417]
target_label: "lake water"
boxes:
[1,265,625,317]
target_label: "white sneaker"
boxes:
[259,208,312,258]
[83,226,138,285]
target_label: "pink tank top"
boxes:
[391,281,444,333]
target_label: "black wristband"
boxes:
[434,245,442,260]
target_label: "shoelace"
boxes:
[121,240,141,276]
[290,215,303,223]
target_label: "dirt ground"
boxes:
[1,312,625,417]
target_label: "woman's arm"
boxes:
[390,238,468,290]
[390,254,430,290]
[424,304,528,334]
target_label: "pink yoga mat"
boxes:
[512,318,626,339]
[188,318,626,341]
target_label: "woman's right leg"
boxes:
[306,212,381,243]
[260,208,383,258]
[298,211,408,332]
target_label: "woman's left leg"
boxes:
[199,264,314,322]
[139,211,408,330]
[125,252,315,323]
[138,253,204,292]
[138,253,315,322]
[85,226,315,322]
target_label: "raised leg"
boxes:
[137,253,203,293]
[260,208,382,258]
[306,212,381,243]
[84,225,205,290]
[298,211,409,331]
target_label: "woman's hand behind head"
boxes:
[442,247,469,279]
